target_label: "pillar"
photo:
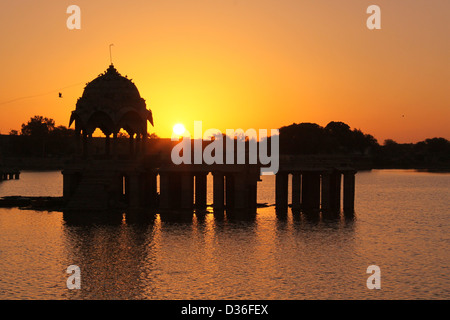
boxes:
[129,173,141,208]
[343,171,356,212]
[195,172,207,209]
[321,171,331,211]
[63,172,71,200]
[168,173,182,209]
[233,173,247,209]
[142,131,148,155]
[75,131,81,155]
[129,134,134,156]
[112,133,118,156]
[225,174,234,209]
[181,173,194,209]
[275,172,289,210]
[105,135,111,155]
[291,173,301,209]
[135,134,141,155]
[149,172,158,208]
[330,171,341,211]
[213,172,225,210]
[82,132,88,157]
[247,178,258,211]
[159,173,170,209]
[142,172,157,207]
[302,171,321,210]
[87,134,93,155]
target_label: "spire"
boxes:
[109,44,114,65]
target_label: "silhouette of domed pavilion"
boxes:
[63,64,159,212]
[69,64,153,155]
[62,64,356,217]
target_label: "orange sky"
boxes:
[0,0,448,143]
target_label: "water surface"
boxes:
[0,170,448,299]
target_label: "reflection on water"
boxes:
[0,170,449,299]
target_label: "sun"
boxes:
[173,123,186,136]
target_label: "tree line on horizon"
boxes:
[2,115,449,169]
[277,121,449,169]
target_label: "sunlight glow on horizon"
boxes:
[173,123,186,137]
[0,1,448,143]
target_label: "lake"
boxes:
[0,170,448,299]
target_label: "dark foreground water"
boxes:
[0,170,448,299]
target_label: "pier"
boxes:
[275,155,356,213]
[62,152,356,215]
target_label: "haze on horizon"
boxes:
[0,0,448,143]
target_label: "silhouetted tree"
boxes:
[147,133,159,139]
[21,116,55,137]
[279,121,378,155]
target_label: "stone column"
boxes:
[149,172,158,208]
[87,134,93,155]
[82,132,88,157]
[129,173,141,208]
[225,174,234,209]
[169,173,182,209]
[291,173,301,210]
[301,171,321,210]
[135,133,141,155]
[181,173,194,209]
[233,173,247,209]
[129,134,134,156]
[105,134,111,155]
[112,133,118,156]
[213,172,225,210]
[330,171,341,211]
[247,178,258,212]
[141,172,158,207]
[141,131,148,155]
[62,172,71,200]
[275,172,289,210]
[195,172,207,209]
[75,131,81,155]
[159,173,170,209]
[343,171,356,212]
[321,171,331,211]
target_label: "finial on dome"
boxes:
[109,44,114,65]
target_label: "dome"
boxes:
[77,65,145,112]
[69,65,153,136]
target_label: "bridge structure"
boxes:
[62,64,356,217]
[275,155,356,213]
[62,152,356,215]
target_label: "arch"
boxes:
[86,111,115,136]
[117,110,146,136]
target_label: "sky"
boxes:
[0,0,448,143]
